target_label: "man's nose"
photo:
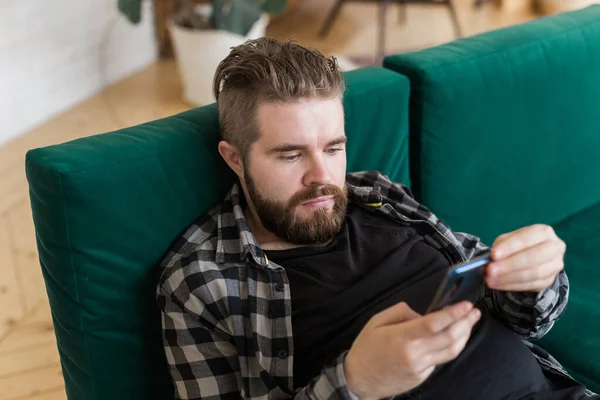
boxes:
[304,155,333,186]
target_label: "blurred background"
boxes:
[0,0,595,399]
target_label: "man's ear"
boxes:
[218,141,244,178]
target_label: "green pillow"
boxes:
[383,6,600,392]
[383,5,600,245]
[25,66,411,400]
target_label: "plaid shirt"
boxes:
[157,170,593,399]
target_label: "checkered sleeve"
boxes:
[157,283,242,399]
[348,171,569,341]
[293,351,358,400]
[482,269,569,340]
[446,231,570,340]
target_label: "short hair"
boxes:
[213,37,345,160]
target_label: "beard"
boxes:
[244,171,349,245]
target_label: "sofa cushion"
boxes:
[382,5,600,245]
[383,5,600,391]
[541,201,600,393]
[24,66,411,400]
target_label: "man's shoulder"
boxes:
[169,204,221,255]
[346,170,390,185]
[155,200,245,322]
[346,170,415,201]
[157,203,224,285]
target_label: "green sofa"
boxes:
[25,5,600,399]
[382,5,600,389]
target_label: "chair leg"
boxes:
[447,0,462,38]
[319,0,346,38]
[398,0,407,24]
[378,0,389,61]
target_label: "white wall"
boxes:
[0,0,158,147]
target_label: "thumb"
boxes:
[371,301,421,327]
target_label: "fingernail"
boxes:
[472,309,481,319]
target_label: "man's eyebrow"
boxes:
[266,136,347,155]
[266,143,309,155]
[327,136,347,147]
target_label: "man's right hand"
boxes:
[343,301,481,400]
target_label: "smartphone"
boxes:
[426,253,491,313]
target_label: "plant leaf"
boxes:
[212,0,262,36]
[117,0,144,24]
[261,0,287,15]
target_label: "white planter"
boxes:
[168,14,269,107]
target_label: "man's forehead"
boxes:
[256,99,344,145]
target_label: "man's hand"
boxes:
[486,224,566,292]
[344,301,481,400]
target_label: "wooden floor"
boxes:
[0,1,539,398]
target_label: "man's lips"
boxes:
[301,196,334,208]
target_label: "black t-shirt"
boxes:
[264,203,588,399]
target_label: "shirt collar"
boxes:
[214,177,383,268]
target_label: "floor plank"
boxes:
[0,364,64,400]
[5,199,37,253]
[0,307,55,356]
[0,169,28,217]
[0,344,60,378]
[11,249,47,315]
[4,199,46,315]
[0,217,25,339]
[24,300,52,325]
[0,322,57,357]
[18,388,67,400]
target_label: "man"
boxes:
[156,38,596,399]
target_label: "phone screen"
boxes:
[426,253,491,313]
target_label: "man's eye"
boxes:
[280,154,299,162]
[327,148,343,154]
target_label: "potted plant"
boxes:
[118,0,288,106]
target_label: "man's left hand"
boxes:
[486,224,566,292]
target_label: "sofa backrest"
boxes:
[24,66,410,400]
[383,5,600,246]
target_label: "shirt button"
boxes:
[277,349,289,359]
[275,282,285,292]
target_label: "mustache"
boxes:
[288,184,346,209]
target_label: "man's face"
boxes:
[242,98,348,245]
